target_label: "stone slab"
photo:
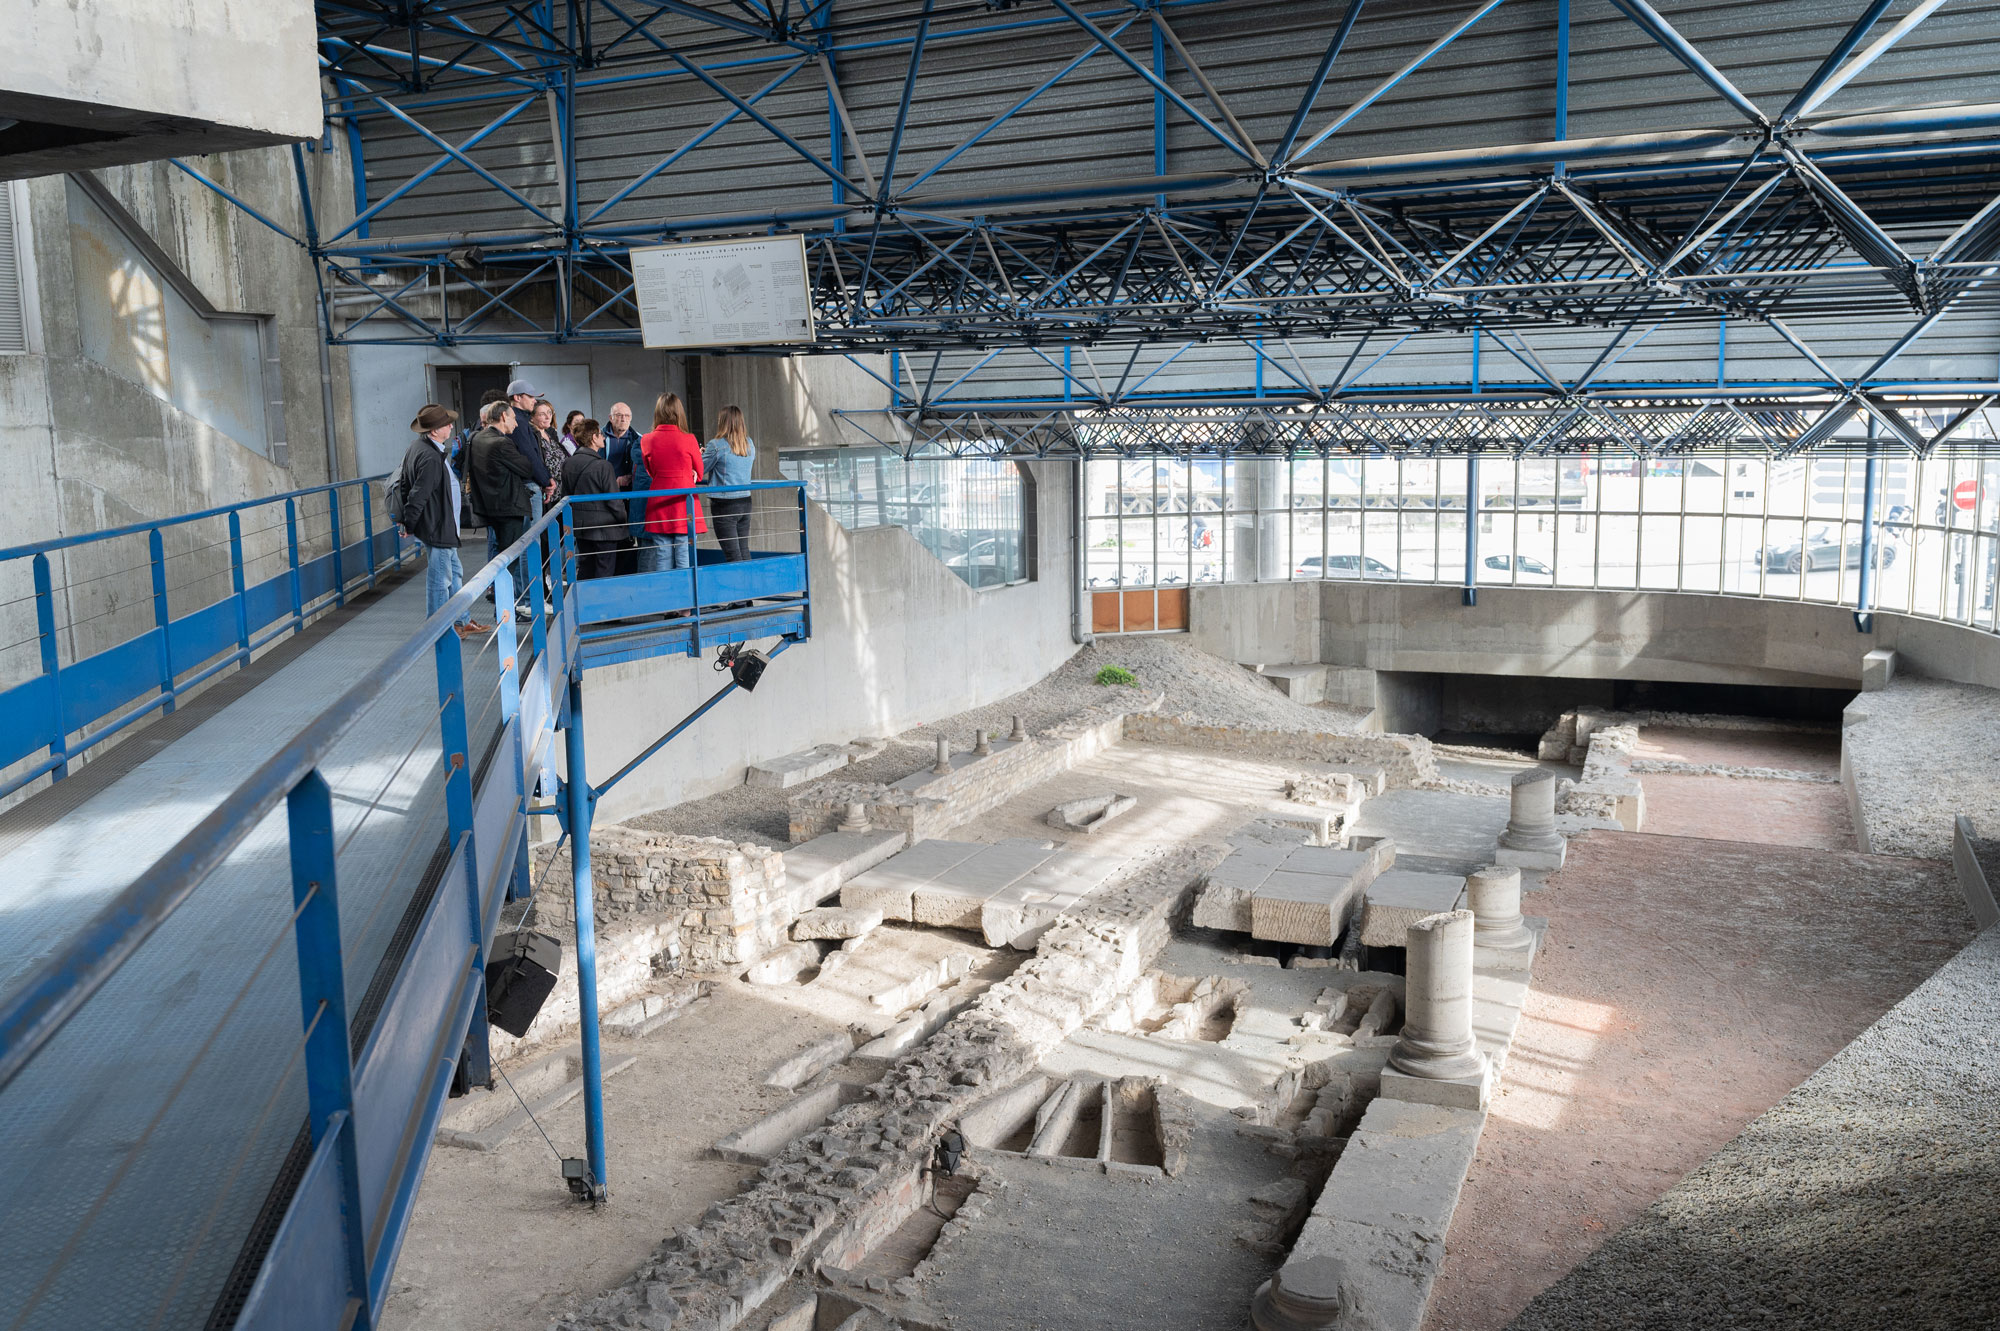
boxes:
[840,838,984,920]
[746,744,851,788]
[712,1082,864,1165]
[743,941,819,986]
[1260,663,1328,705]
[437,1049,639,1151]
[1357,870,1469,948]
[1249,869,1369,947]
[785,829,905,907]
[978,853,1119,949]
[763,1030,860,1090]
[1380,1059,1492,1111]
[1283,1099,1487,1331]
[1261,801,1337,845]
[910,840,1067,929]
[793,906,884,941]
[1046,792,1137,834]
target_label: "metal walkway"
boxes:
[0,479,812,1331]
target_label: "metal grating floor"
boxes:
[0,579,508,1331]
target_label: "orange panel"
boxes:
[1154,587,1189,630]
[1091,591,1123,635]
[1120,591,1157,632]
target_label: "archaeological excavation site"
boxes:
[7,5,2000,1331]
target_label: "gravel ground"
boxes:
[1505,926,2000,1331]
[1426,832,1976,1331]
[1845,673,2000,858]
[622,637,1372,846]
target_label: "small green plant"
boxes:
[1094,664,1137,687]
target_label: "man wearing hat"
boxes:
[400,404,491,638]
[505,377,556,499]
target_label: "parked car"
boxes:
[1756,527,1896,573]
[1482,553,1554,579]
[1295,554,1398,579]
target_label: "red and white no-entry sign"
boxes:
[1953,479,1979,511]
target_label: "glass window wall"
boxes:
[1083,448,2000,634]
[780,446,1030,590]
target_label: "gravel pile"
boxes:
[1508,927,2000,1331]
[622,637,1372,847]
[1845,673,2000,859]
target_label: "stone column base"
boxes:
[1495,839,1566,871]
[1380,1055,1491,1111]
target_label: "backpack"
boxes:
[385,465,411,526]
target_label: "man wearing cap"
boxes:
[505,377,556,502]
[400,404,491,639]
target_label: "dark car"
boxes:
[1482,553,1554,579]
[1756,527,1896,573]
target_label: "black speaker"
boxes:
[486,930,562,1037]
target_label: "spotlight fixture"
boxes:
[561,1157,599,1202]
[715,642,770,692]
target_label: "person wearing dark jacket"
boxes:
[465,399,540,620]
[604,401,647,576]
[504,376,555,497]
[560,419,624,580]
[400,404,490,638]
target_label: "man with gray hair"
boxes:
[604,400,647,575]
[466,398,540,620]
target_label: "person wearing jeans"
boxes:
[398,404,489,638]
[639,391,705,572]
[703,404,757,562]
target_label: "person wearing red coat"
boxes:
[638,392,707,571]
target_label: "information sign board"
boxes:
[629,236,815,349]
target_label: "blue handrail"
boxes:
[0,482,812,1331]
[0,474,408,798]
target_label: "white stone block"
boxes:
[1261,801,1336,845]
[743,941,818,986]
[745,745,851,788]
[1861,648,1897,692]
[792,906,883,941]
[1357,871,1468,948]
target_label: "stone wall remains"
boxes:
[1122,713,1437,787]
[550,844,1224,1331]
[787,697,1155,843]
[532,829,788,971]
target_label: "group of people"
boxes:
[396,376,760,637]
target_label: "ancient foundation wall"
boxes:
[1122,712,1437,787]
[532,830,787,971]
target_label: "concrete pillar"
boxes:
[1251,1256,1356,1331]
[1467,865,1532,950]
[932,737,953,774]
[1009,714,1028,741]
[1388,910,1486,1082]
[973,729,992,756]
[837,801,870,833]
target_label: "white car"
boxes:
[1482,554,1554,579]
[1295,554,1397,579]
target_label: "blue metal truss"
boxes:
[179,2,2000,448]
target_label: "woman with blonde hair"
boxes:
[703,405,756,562]
[639,391,705,571]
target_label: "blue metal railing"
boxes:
[0,475,407,800]
[0,483,811,1331]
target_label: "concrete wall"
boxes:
[579,465,1079,823]
[1,147,359,691]
[698,352,895,453]
[7,2,319,178]
[1190,578,2000,702]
